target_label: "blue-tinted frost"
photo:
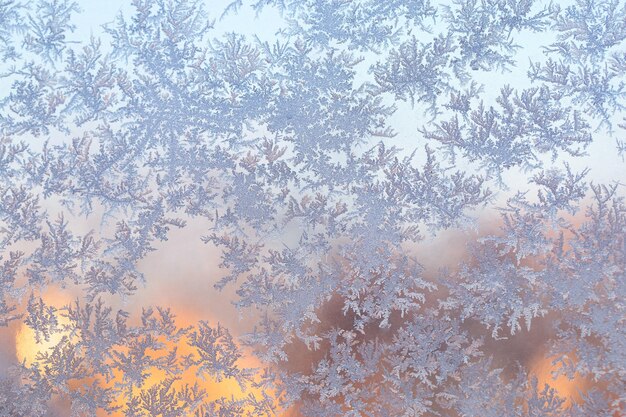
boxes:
[0,0,624,416]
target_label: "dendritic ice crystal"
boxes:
[0,0,624,416]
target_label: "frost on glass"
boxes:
[0,0,624,416]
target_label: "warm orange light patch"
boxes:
[98,335,274,416]
[15,321,66,367]
[15,301,277,415]
[530,353,589,408]
[14,288,73,367]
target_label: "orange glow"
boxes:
[15,320,68,367]
[98,331,275,416]
[14,287,73,367]
[14,297,278,416]
[530,353,589,408]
